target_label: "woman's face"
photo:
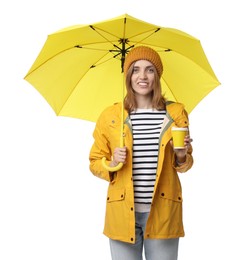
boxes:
[131,60,155,98]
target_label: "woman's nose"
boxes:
[138,70,147,78]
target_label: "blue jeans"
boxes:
[109,212,179,260]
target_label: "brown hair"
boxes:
[124,63,166,113]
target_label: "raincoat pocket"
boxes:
[107,187,125,202]
[159,186,182,203]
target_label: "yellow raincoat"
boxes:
[89,101,193,244]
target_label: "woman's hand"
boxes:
[109,147,127,167]
[172,135,193,164]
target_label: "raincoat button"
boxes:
[161,193,165,196]
[131,238,134,241]
[178,197,181,200]
[107,197,110,200]
[121,194,123,198]
[131,207,133,211]
[112,120,115,123]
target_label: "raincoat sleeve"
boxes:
[89,110,114,182]
[170,103,194,173]
[172,144,193,173]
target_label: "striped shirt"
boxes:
[130,108,166,212]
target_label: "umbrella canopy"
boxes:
[24,14,220,123]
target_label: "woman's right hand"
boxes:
[109,147,127,167]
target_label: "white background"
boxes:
[1,0,248,259]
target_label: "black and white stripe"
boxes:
[130,109,166,212]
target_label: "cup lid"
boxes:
[171,127,188,131]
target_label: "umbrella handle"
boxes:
[101,157,123,172]
[101,127,124,172]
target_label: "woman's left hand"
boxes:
[172,135,193,164]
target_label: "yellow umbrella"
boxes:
[24,13,220,171]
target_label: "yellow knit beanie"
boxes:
[123,46,163,78]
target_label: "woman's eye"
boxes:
[132,66,154,74]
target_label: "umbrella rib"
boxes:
[25,44,119,77]
[90,25,120,45]
[128,28,161,46]
[75,45,126,69]
[24,47,76,77]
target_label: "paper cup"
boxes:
[171,127,188,149]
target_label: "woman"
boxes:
[89,46,193,260]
